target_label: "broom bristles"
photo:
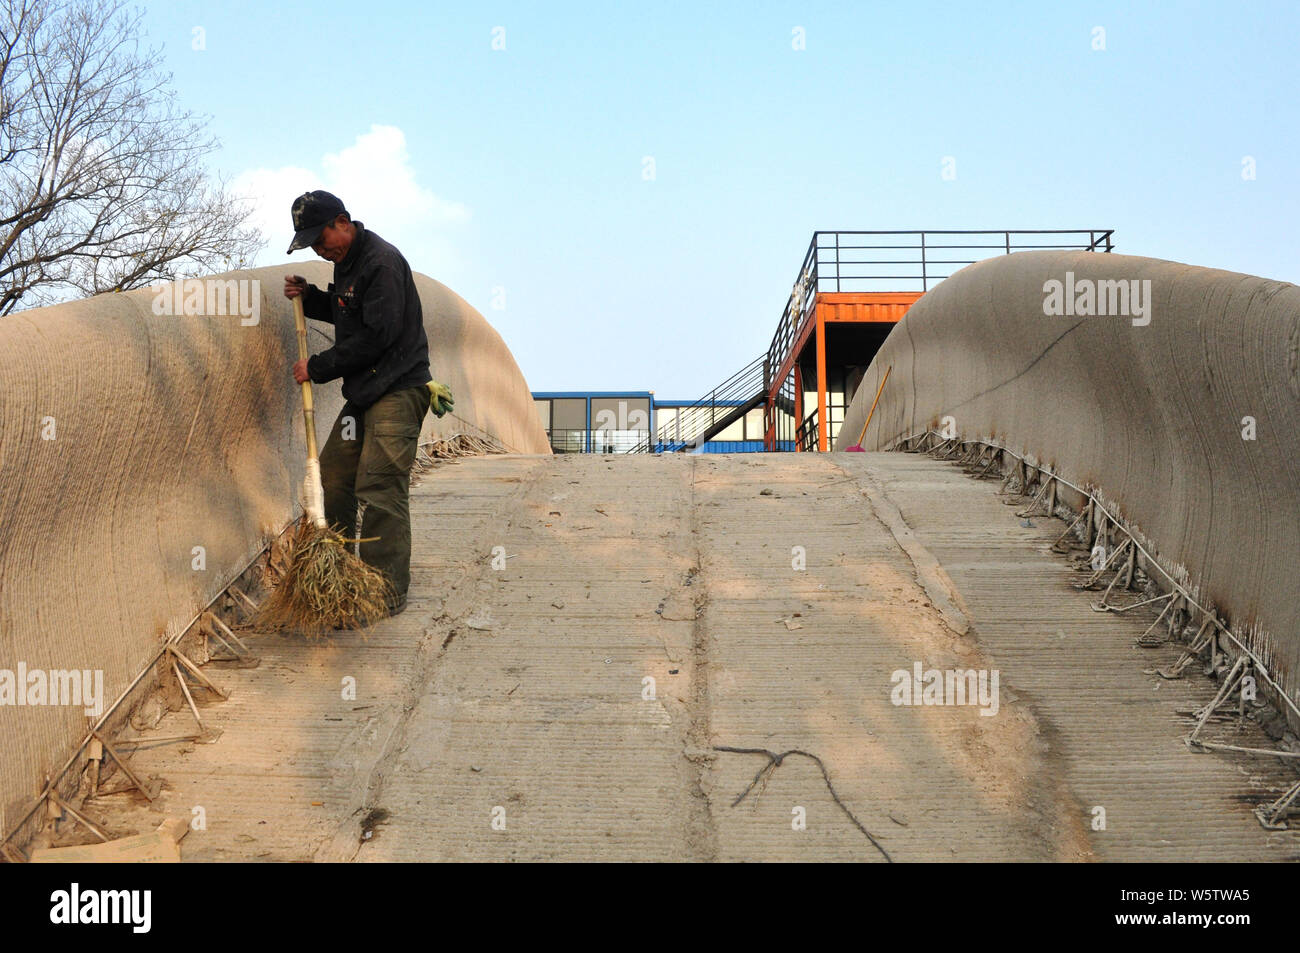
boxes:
[255,517,394,637]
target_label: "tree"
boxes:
[0,0,261,314]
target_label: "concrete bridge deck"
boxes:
[90,452,1300,861]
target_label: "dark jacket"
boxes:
[302,222,431,408]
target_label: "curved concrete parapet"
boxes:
[412,270,551,455]
[837,250,1300,699]
[0,262,548,832]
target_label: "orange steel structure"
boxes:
[763,230,1115,452]
[765,291,922,452]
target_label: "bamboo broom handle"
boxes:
[853,365,892,448]
[292,296,327,527]
[292,296,319,460]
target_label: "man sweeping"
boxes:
[282,190,452,619]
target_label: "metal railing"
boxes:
[798,229,1114,296]
[548,428,650,454]
[797,409,819,453]
[633,355,767,453]
[765,229,1116,443]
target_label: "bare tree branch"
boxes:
[0,0,261,314]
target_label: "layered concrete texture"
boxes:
[837,251,1300,704]
[0,262,548,833]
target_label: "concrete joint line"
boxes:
[682,456,720,862]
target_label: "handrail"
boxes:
[764,229,1116,450]
[632,355,766,453]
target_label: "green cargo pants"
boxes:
[318,385,429,603]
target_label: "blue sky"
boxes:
[141,0,1298,396]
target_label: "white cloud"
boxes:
[232,125,469,270]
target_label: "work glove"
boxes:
[427,379,455,417]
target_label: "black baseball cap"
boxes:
[287,190,347,253]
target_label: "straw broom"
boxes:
[255,296,394,636]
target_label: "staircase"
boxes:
[638,355,766,453]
